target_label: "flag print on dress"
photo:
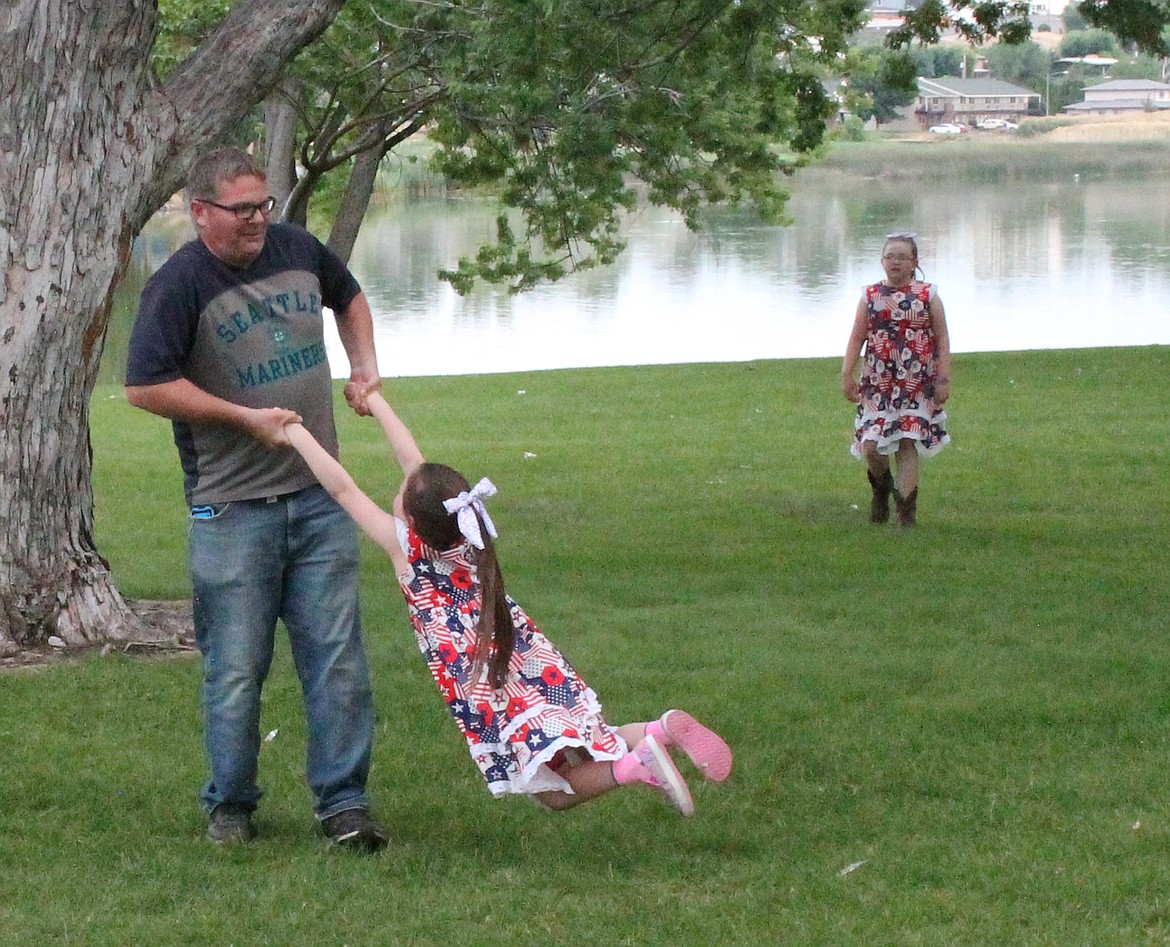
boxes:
[852,280,949,458]
[398,523,625,797]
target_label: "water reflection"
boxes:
[106,175,1170,382]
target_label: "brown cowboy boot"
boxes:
[893,487,918,529]
[867,469,894,524]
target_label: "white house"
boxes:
[1063,78,1170,115]
[916,77,1041,126]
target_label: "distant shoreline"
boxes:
[810,113,1170,180]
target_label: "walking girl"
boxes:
[281,391,732,815]
[841,233,952,527]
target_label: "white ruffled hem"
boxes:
[474,720,629,798]
[852,408,949,459]
[852,431,950,459]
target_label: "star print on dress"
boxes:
[397,521,625,797]
[852,279,950,459]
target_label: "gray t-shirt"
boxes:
[126,223,361,504]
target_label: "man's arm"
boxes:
[125,378,301,447]
[334,291,381,417]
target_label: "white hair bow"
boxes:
[442,478,499,550]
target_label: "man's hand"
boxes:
[247,407,303,446]
[344,373,382,417]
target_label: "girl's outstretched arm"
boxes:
[365,391,424,478]
[284,422,408,573]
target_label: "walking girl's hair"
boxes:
[403,463,514,688]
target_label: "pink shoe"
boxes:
[634,734,694,816]
[660,710,733,782]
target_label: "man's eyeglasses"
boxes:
[197,196,277,220]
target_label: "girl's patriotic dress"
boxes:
[396,520,626,796]
[852,279,950,458]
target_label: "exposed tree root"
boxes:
[0,600,195,670]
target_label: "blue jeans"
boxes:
[189,484,374,819]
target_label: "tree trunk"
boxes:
[327,147,385,265]
[0,1,160,651]
[327,115,427,263]
[264,78,303,218]
[284,170,318,228]
[0,0,346,656]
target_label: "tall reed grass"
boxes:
[813,135,1170,182]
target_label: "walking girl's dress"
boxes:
[396,521,626,797]
[852,280,950,458]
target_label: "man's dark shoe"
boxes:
[207,803,256,844]
[321,808,389,853]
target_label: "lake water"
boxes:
[109,173,1170,381]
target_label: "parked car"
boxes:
[929,122,964,134]
[976,119,1019,130]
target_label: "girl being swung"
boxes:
[280,391,732,815]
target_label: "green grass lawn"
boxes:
[3,347,1169,945]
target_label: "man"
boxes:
[126,147,388,851]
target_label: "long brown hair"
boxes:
[403,463,514,688]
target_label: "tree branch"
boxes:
[147,0,348,199]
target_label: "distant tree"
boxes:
[888,0,1034,48]
[1047,72,1089,112]
[1063,4,1090,32]
[840,115,868,140]
[846,48,919,126]
[985,39,1050,86]
[1060,29,1123,57]
[1105,54,1166,78]
[1077,0,1170,55]
[912,45,967,77]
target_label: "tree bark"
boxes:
[323,110,429,264]
[0,0,346,655]
[263,78,304,219]
[327,146,385,265]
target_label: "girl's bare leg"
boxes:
[533,761,619,811]
[894,439,919,498]
[533,722,662,811]
[863,441,891,479]
[615,722,648,746]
